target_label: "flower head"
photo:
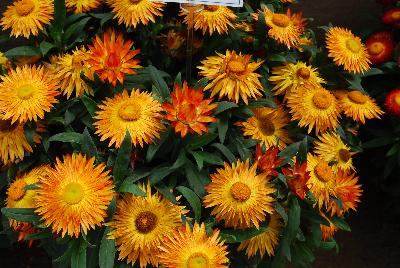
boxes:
[314,132,355,171]
[287,84,341,134]
[158,223,229,268]
[383,8,400,28]
[237,107,292,150]
[0,119,32,164]
[88,30,141,86]
[320,212,338,241]
[163,81,217,137]
[0,0,54,38]
[253,7,305,48]
[0,65,59,124]
[35,154,115,238]
[49,47,94,98]
[385,88,400,117]
[106,0,165,28]
[282,161,310,200]
[255,144,284,178]
[198,50,263,104]
[66,0,101,13]
[326,27,371,73]
[269,62,326,99]
[108,183,187,267]
[237,212,283,257]
[203,160,275,229]
[366,31,395,65]
[95,89,164,148]
[180,5,237,35]
[338,90,384,124]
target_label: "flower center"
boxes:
[345,38,361,53]
[312,91,332,109]
[348,90,368,104]
[135,211,157,234]
[230,182,251,202]
[314,162,334,183]
[338,149,351,163]
[118,103,141,121]
[0,119,18,132]
[62,182,84,205]
[228,60,246,74]
[129,0,141,4]
[187,252,210,268]
[204,5,219,12]
[72,56,84,69]
[394,94,400,106]
[258,116,275,136]
[8,179,27,201]
[368,42,384,55]
[272,14,290,27]
[296,67,311,80]
[177,103,197,124]
[16,0,35,17]
[391,11,400,20]
[17,84,34,100]
[105,51,120,69]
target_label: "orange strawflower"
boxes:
[385,88,400,117]
[163,81,217,137]
[88,30,141,86]
[255,144,284,178]
[282,161,310,200]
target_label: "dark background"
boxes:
[0,1,399,267]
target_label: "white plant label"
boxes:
[157,0,243,7]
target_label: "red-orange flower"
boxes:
[383,8,400,28]
[327,169,362,217]
[385,88,400,117]
[88,30,141,86]
[282,161,310,199]
[255,144,284,177]
[14,222,36,247]
[162,81,217,137]
[366,31,395,64]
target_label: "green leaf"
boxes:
[211,143,236,163]
[184,162,206,196]
[219,227,267,243]
[39,41,55,56]
[176,186,202,222]
[90,12,113,27]
[154,183,177,204]
[194,77,209,89]
[297,136,309,163]
[48,132,83,144]
[363,136,397,149]
[24,182,39,190]
[191,151,204,170]
[5,46,41,58]
[64,109,75,125]
[63,17,91,43]
[99,227,116,268]
[118,180,146,196]
[113,132,132,182]
[192,151,224,168]
[1,208,40,224]
[274,203,288,225]
[148,65,170,100]
[187,133,218,150]
[247,99,277,109]
[81,95,97,117]
[146,130,170,162]
[360,67,383,77]
[214,101,238,115]
[174,72,182,85]
[53,0,66,31]
[81,128,98,158]
[150,167,174,184]
[217,117,228,143]
[71,239,87,268]
[25,230,52,240]
[331,216,351,232]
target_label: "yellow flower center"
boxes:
[296,67,311,80]
[368,42,384,55]
[16,0,35,17]
[0,119,17,132]
[272,14,290,27]
[348,90,368,104]
[204,5,219,12]
[62,182,84,205]
[314,162,334,183]
[17,84,35,100]
[345,38,361,53]
[187,252,210,268]
[230,182,251,202]
[258,116,275,136]
[394,94,400,107]
[338,149,351,163]
[228,60,246,74]
[8,179,27,201]
[135,211,157,234]
[391,11,400,20]
[312,91,332,110]
[118,103,141,121]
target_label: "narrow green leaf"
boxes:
[71,239,87,268]
[118,180,146,196]
[211,143,236,163]
[274,203,288,225]
[184,162,206,196]
[5,46,41,58]
[191,151,204,170]
[148,65,170,100]
[219,227,267,243]
[154,183,177,204]
[99,227,116,268]
[53,0,66,31]
[176,186,202,222]
[25,230,52,240]
[1,208,40,224]
[194,77,209,89]
[150,167,174,184]
[363,136,396,149]
[187,133,218,150]
[113,132,132,182]
[331,216,351,232]
[214,101,238,115]
[48,132,82,144]
[81,95,97,117]
[39,41,55,56]
[81,128,98,158]
[63,17,91,43]
[146,130,170,162]
[218,118,228,144]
